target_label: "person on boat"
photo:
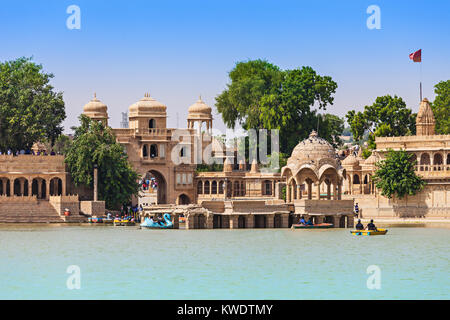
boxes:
[355,219,364,230]
[157,215,164,226]
[366,219,378,231]
[306,218,314,226]
[299,216,306,225]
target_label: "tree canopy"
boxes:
[346,95,416,143]
[0,57,66,152]
[373,149,426,199]
[216,60,341,155]
[430,80,450,134]
[65,115,140,209]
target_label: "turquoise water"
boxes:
[0,224,448,299]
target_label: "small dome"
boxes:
[83,93,108,116]
[342,154,359,166]
[416,98,435,123]
[364,153,378,165]
[188,96,212,117]
[129,93,167,117]
[288,130,336,167]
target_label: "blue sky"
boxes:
[0,0,449,132]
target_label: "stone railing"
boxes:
[415,165,450,178]
[376,134,450,142]
[0,195,38,203]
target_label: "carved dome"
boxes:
[188,96,212,119]
[83,93,108,118]
[288,130,337,167]
[129,93,167,117]
[342,153,359,166]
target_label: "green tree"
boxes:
[43,134,73,155]
[0,57,66,152]
[318,114,345,148]
[216,60,338,155]
[65,115,140,209]
[373,149,426,199]
[430,80,450,134]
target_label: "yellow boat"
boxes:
[351,228,388,236]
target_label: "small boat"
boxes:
[292,223,334,229]
[351,228,388,236]
[140,213,173,229]
[103,218,114,225]
[88,216,103,223]
[113,219,136,226]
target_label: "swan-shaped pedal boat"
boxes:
[140,213,173,229]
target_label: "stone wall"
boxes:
[80,201,106,216]
[347,184,450,219]
[293,199,354,215]
[49,195,80,216]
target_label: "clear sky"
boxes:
[1,0,449,133]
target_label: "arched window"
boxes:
[204,181,210,194]
[211,181,217,194]
[420,153,430,171]
[240,181,245,196]
[197,181,203,194]
[149,119,156,128]
[434,153,443,171]
[263,180,272,195]
[234,181,240,197]
[353,174,360,184]
[142,145,148,158]
[218,181,224,194]
[180,146,186,157]
[150,144,158,158]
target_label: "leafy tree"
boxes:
[318,114,345,148]
[65,115,140,209]
[0,57,66,152]
[346,95,416,156]
[216,60,338,155]
[43,134,73,155]
[430,80,450,134]
[373,149,426,199]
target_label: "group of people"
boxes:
[0,149,59,156]
[146,215,167,226]
[298,216,314,226]
[355,219,378,231]
[140,177,157,191]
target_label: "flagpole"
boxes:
[420,60,423,101]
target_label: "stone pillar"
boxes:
[206,212,214,229]
[2,179,7,196]
[346,215,355,228]
[266,214,275,228]
[245,214,254,228]
[62,177,66,196]
[222,215,230,228]
[93,166,98,201]
[317,183,321,200]
[281,213,289,228]
[28,179,32,197]
[287,183,291,202]
[332,183,337,200]
[308,183,312,200]
[229,215,239,229]
[333,215,341,228]
[10,179,14,197]
[185,214,195,230]
[338,184,342,200]
[172,213,179,229]
[326,183,331,200]
[45,179,50,199]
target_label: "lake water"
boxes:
[0,224,448,299]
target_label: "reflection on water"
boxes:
[0,225,449,299]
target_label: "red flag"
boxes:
[409,49,421,62]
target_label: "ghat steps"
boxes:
[0,201,64,223]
